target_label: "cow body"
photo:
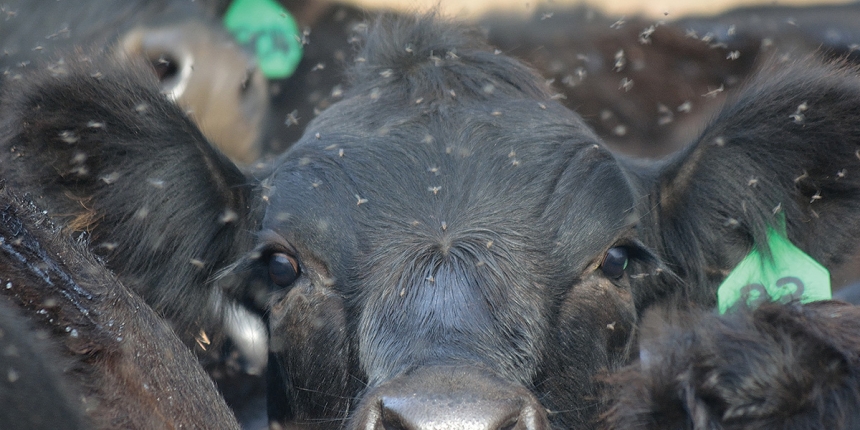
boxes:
[0,298,87,430]
[0,188,240,428]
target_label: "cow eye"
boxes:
[269,252,300,287]
[601,247,629,279]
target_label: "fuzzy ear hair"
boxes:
[600,305,721,430]
[677,371,720,430]
[635,56,860,305]
[641,307,724,430]
[603,302,860,430]
[691,303,859,427]
[0,52,253,342]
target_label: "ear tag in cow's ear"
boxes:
[717,217,831,314]
[224,0,303,79]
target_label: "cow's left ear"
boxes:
[631,57,860,309]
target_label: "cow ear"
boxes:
[637,57,860,307]
[0,53,254,342]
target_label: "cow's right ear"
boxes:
[631,57,860,310]
[0,53,255,342]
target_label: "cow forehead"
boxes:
[264,101,637,278]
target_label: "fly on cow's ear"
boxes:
[268,252,300,288]
[601,247,629,279]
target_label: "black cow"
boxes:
[0,0,268,164]
[0,187,240,428]
[4,12,860,430]
[604,301,860,430]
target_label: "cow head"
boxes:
[241,15,860,429]
[233,15,658,429]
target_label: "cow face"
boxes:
[242,15,860,429]
[240,16,671,429]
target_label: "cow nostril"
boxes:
[378,402,413,430]
[376,394,538,430]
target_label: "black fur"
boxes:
[256,13,654,428]
[604,302,860,430]
[834,282,860,304]
[0,300,88,429]
[0,54,253,342]
[253,17,860,429]
[631,57,860,310]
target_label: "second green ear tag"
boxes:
[717,220,831,314]
[224,0,303,79]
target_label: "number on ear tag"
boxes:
[717,220,831,314]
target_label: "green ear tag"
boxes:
[224,0,303,79]
[717,220,831,314]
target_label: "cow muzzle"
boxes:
[351,365,549,430]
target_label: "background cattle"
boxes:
[0,0,268,164]
[270,1,860,158]
[9,0,857,160]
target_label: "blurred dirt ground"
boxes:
[344,0,854,19]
